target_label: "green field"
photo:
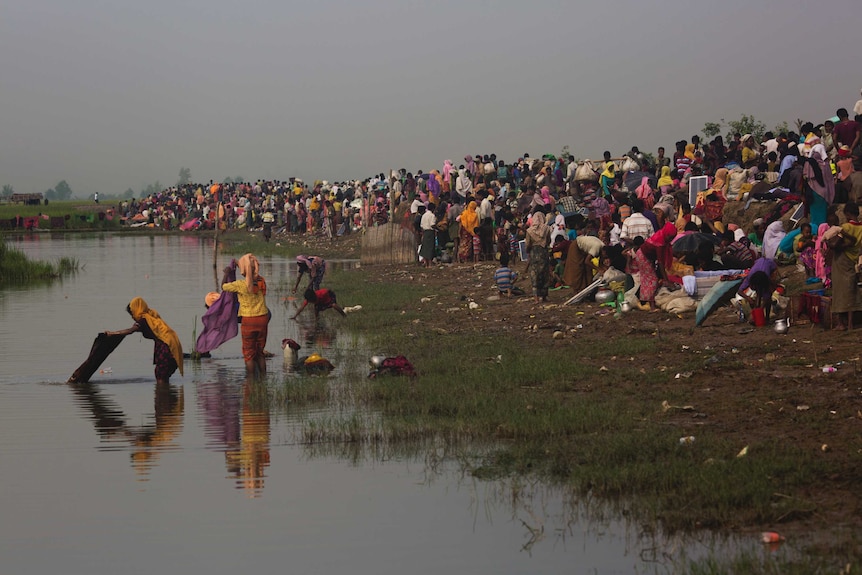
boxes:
[0,200,120,231]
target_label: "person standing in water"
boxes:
[222,253,269,378]
[104,297,183,384]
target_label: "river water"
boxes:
[0,234,736,574]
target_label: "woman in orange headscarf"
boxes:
[222,253,270,377]
[105,297,184,384]
[457,201,479,263]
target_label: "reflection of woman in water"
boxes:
[224,379,271,497]
[105,297,184,384]
[69,380,184,479]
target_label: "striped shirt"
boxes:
[494,267,517,293]
[620,213,654,243]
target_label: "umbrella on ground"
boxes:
[672,233,722,255]
[695,279,743,327]
[624,170,657,192]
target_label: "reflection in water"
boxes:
[297,319,337,349]
[69,381,184,480]
[197,376,271,497]
[227,380,271,497]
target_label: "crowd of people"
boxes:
[110,95,862,328]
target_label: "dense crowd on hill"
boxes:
[108,98,862,326]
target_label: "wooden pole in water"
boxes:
[213,199,221,291]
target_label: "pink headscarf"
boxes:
[540,186,551,205]
[237,253,261,293]
[636,176,654,210]
[465,155,475,175]
[443,160,453,183]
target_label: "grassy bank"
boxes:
[0,240,78,283]
[270,263,860,570]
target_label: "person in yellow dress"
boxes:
[222,253,270,377]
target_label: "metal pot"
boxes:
[773,318,789,335]
[595,289,616,305]
[620,301,632,313]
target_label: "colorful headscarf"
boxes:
[129,297,184,376]
[443,160,453,183]
[601,162,615,180]
[684,144,696,160]
[460,201,479,235]
[636,176,653,201]
[465,155,475,175]
[205,292,220,307]
[238,253,262,294]
[657,166,673,188]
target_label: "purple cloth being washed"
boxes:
[195,262,239,353]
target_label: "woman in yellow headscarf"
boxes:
[222,253,270,378]
[599,162,615,198]
[105,297,183,384]
[657,165,674,192]
[457,201,479,263]
[684,143,696,160]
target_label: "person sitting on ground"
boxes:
[292,288,347,320]
[494,252,523,297]
[718,230,756,269]
[794,223,817,278]
[696,239,725,271]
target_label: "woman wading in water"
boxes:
[105,297,184,385]
[222,253,270,378]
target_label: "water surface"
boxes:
[0,234,743,574]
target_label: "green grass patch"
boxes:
[263,265,855,537]
[0,240,79,284]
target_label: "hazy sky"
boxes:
[1,0,859,197]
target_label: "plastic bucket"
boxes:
[752,307,767,327]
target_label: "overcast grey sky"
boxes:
[1,0,859,197]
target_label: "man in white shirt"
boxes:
[420,203,437,231]
[620,199,654,245]
[762,132,779,156]
[854,88,862,117]
[479,190,494,221]
[419,204,437,267]
[410,196,423,214]
[565,155,577,192]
